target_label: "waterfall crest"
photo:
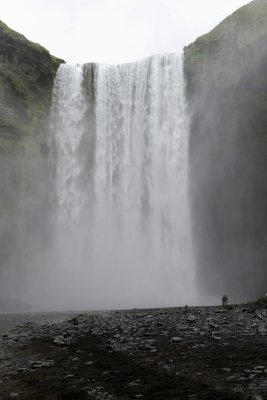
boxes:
[48,54,194,310]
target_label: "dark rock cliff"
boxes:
[184,0,267,301]
[0,21,63,310]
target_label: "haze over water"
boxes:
[42,54,197,311]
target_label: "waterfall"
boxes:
[50,64,88,224]
[48,54,194,310]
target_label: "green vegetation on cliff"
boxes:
[0,20,64,152]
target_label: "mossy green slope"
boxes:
[0,20,64,152]
[184,0,267,301]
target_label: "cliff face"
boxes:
[0,20,63,148]
[0,21,63,310]
[184,0,267,301]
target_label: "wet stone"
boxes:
[187,315,196,322]
[172,337,183,342]
[53,337,66,346]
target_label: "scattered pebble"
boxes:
[187,314,196,322]
[171,337,183,342]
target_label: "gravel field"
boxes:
[0,304,266,399]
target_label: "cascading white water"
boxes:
[48,54,195,310]
[50,64,88,224]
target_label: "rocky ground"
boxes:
[0,304,266,400]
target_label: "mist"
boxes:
[1,0,266,312]
[4,55,204,312]
[186,6,267,303]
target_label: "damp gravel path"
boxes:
[0,305,266,400]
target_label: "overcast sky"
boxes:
[1,0,251,64]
